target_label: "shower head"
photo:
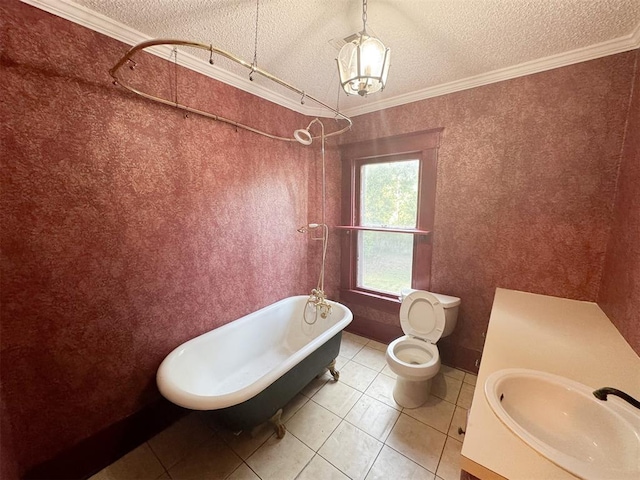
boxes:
[293,128,313,145]
[294,118,324,146]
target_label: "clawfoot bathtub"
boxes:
[157,296,352,436]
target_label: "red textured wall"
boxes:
[0,1,336,474]
[598,50,640,355]
[340,50,638,360]
[2,0,638,475]
[0,389,18,480]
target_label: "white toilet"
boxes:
[385,289,461,408]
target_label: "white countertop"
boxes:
[460,288,640,480]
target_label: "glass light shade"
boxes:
[337,34,390,96]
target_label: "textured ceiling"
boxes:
[64,0,640,115]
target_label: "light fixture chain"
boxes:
[253,0,260,68]
[362,0,368,31]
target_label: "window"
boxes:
[358,157,419,294]
[339,129,442,308]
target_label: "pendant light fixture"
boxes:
[337,0,390,97]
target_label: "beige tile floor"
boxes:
[91,332,478,480]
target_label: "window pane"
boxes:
[357,231,413,295]
[361,160,419,228]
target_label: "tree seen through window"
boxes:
[358,160,419,294]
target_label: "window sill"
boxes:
[335,225,431,236]
[339,289,402,314]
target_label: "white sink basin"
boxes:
[484,369,640,480]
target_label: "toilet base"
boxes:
[392,377,433,408]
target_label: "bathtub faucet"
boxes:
[593,387,640,410]
[308,289,332,320]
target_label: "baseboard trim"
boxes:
[438,339,482,374]
[23,398,187,480]
[345,315,404,344]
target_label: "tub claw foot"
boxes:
[269,408,286,439]
[328,359,340,382]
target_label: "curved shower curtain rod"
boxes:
[109,39,353,143]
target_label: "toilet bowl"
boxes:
[385,289,460,408]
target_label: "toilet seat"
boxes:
[387,336,440,378]
[399,290,445,343]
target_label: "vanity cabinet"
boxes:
[460,288,640,480]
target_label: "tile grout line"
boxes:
[291,452,317,480]
[402,397,456,435]
[314,417,384,480]
[314,449,351,479]
[244,461,261,480]
[149,417,220,474]
[314,383,387,480]
[286,397,343,452]
[432,435,451,480]
[387,408,455,477]
[145,441,171,478]
[444,402,459,440]
[361,438,385,480]
[381,441,439,477]
[229,425,277,465]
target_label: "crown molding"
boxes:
[22,0,640,120]
[20,0,329,118]
[342,22,640,117]
[632,17,640,46]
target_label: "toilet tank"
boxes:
[399,289,461,338]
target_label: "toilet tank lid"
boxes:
[400,289,461,307]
